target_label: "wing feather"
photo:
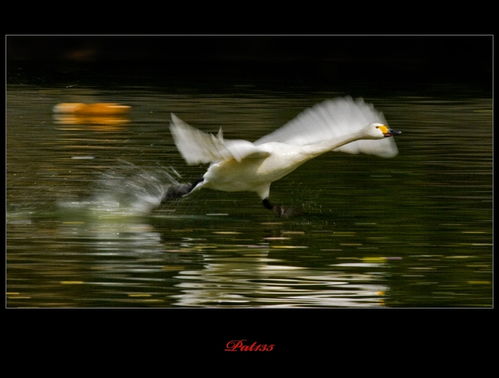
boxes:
[170,114,270,165]
[254,97,398,158]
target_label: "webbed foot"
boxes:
[262,198,300,218]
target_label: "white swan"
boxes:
[167,97,401,215]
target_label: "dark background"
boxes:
[7,35,493,94]
[5,34,495,362]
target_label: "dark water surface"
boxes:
[6,84,492,307]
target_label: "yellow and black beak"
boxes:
[378,124,402,137]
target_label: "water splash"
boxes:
[58,160,187,216]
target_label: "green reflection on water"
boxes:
[6,85,492,308]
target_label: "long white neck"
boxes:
[301,131,363,158]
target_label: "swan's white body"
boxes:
[170,97,400,204]
[201,142,310,199]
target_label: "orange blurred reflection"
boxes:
[53,102,131,115]
[53,102,131,131]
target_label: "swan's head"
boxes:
[362,123,402,139]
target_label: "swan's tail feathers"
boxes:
[254,97,398,158]
[170,114,270,165]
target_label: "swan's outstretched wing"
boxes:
[170,114,270,165]
[254,97,398,158]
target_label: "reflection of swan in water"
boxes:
[172,248,388,308]
[51,216,206,306]
[33,204,389,308]
[64,221,163,255]
[168,97,401,216]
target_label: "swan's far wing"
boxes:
[254,97,398,158]
[170,114,270,165]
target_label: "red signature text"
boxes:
[225,339,275,352]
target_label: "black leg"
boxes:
[189,177,204,192]
[262,198,299,217]
[162,178,203,202]
[262,198,273,210]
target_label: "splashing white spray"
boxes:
[58,160,186,216]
